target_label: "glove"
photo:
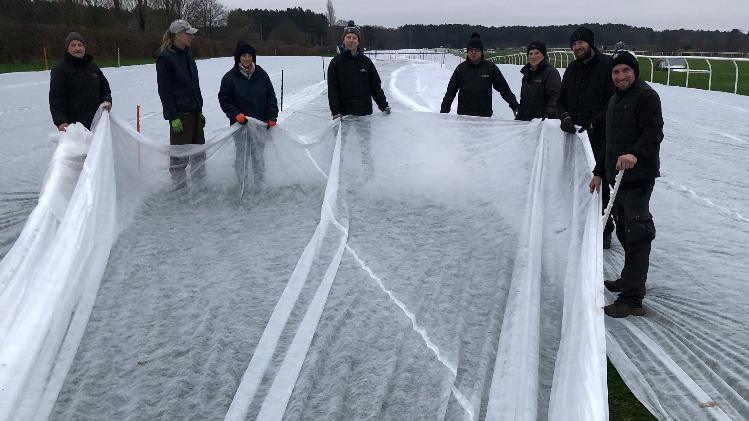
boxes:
[267,120,277,129]
[512,107,519,118]
[200,113,206,127]
[235,113,248,125]
[170,118,183,134]
[332,114,342,120]
[383,107,391,114]
[560,113,576,134]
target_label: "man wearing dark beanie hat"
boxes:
[516,40,561,121]
[557,26,616,248]
[327,20,389,118]
[49,31,112,131]
[441,32,519,117]
[590,49,663,318]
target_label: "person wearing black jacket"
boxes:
[516,41,561,121]
[589,50,664,318]
[49,32,112,131]
[156,19,205,190]
[558,26,616,247]
[328,22,389,181]
[218,41,279,189]
[327,21,390,118]
[441,33,519,118]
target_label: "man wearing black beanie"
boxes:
[441,33,519,117]
[589,50,663,318]
[49,31,112,131]
[516,40,561,121]
[557,26,616,248]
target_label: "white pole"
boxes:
[733,59,739,94]
[648,57,654,82]
[685,58,691,88]
[706,59,712,91]
[117,47,121,67]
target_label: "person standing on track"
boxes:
[440,32,519,118]
[589,50,664,318]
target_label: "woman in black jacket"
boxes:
[516,41,561,121]
[218,41,278,190]
[49,32,112,131]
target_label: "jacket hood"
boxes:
[234,41,256,66]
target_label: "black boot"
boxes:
[604,300,645,318]
[604,279,624,292]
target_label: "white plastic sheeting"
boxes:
[1,110,606,420]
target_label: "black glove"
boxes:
[560,113,576,134]
[200,113,206,128]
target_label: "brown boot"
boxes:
[604,279,625,293]
[604,300,645,318]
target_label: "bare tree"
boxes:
[325,0,335,26]
[184,0,227,36]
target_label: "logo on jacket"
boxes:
[481,74,490,78]
[359,68,367,72]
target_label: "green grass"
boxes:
[0,57,155,74]
[638,57,749,95]
[608,358,657,420]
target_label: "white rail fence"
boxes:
[485,51,748,95]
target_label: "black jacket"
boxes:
[156,46,203,121]
[557,51,615,130]
[440,59,519,117]
[516,59,561,121]
[218,65,278,124]
[327,48,388,116]
[49,53,112,129]
[594,79,664,187]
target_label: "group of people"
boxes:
[48,21,663,318]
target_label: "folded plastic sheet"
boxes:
[1,112,607,421]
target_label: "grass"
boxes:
[608,358,657,420]
[546,51,749,96]
[0,57,155,74]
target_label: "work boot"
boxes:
[604,279,625,293]
[604,300,645,318]
[603,234,612,249]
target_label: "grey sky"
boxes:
[218,0,748,32]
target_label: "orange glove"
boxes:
[267,120,277,129]
[236,113,248,125]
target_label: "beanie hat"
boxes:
[466,32,484,52]
[64,32,86,49]
[526,41,547,57]
[234,41,256,65]
[612,50,640,78]
[343,21,361,41]
[569,27,595,48]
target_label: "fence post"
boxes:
[43,47,48,71]
[648,57,654,82]
[281,69,284,111]
[322,56,325,81]
[733,59,739,94]
[706,59,712,91]
[667,58,671,86]
[685,58,691,88]
[117,47,121,67]
[136,105,141,170]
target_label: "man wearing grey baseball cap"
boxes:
[156,19,205,191]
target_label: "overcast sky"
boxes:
[218,0,748,32]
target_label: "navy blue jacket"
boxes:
[218,64,278,124]
[156,46,203,120]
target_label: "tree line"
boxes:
[1,0,746,63]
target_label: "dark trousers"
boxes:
[341,118,374,179]
[612,183,656,306]
[234,128,265,191]
[169,112,206,184]
[590,131,615,237]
